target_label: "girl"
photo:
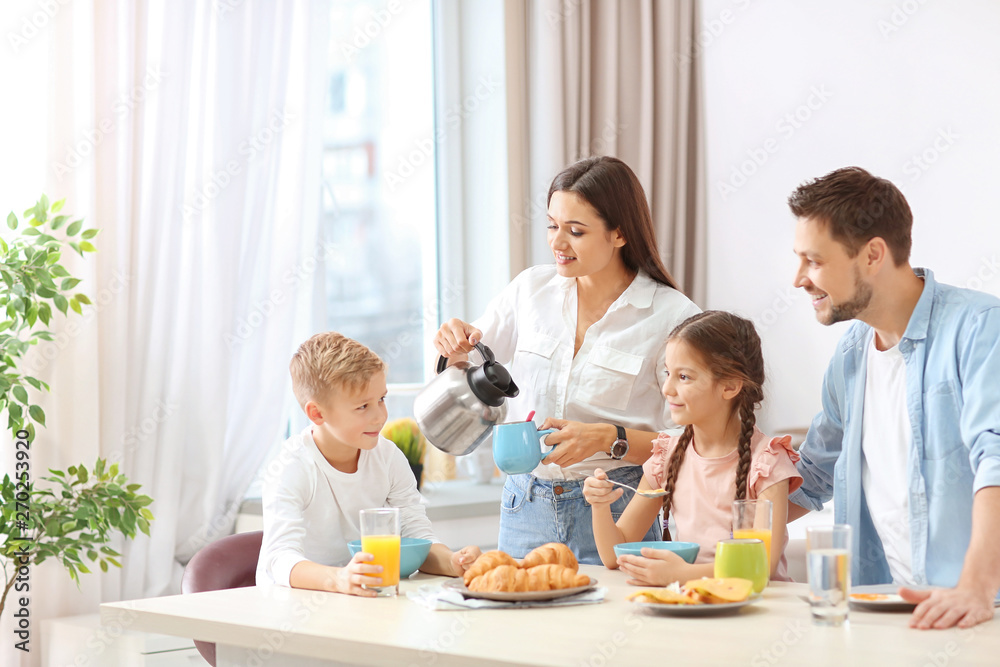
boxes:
[433,156,700,564]
[583,310,802,584]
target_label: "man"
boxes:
[787,166,1000,629]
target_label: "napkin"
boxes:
[407,583,607,611]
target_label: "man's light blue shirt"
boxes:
[790,268,1000,586]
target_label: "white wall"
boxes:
[701,0,1000,433]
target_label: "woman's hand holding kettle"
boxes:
[434,318,483,360]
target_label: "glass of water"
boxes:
[806,524,851,626]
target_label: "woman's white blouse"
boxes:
[472,265,700,480]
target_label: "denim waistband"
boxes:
[510,465,644,502]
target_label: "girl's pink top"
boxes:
[642,427,803,581]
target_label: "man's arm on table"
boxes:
[900,486,1000,629]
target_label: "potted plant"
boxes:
[0,196,154,621]
[381,417,426,488]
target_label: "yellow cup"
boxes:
[714,538,768,594]
[359,508,401,596]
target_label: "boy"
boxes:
[256,332,481,596]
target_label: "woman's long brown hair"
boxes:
[547,156,681,290]
[660,311,765,540]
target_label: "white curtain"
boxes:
[0,2,328,664]
[510,0,705,303]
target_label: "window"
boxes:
[323,0,438,419]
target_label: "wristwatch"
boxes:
[609,425,629,460]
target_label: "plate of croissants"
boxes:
[445,543,597,602]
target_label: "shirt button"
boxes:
[554,486,564,495]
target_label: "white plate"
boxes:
[848,584,917,612]
[631,592,762,616]
[443,577,597,602]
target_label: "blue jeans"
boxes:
[498,465,661,565]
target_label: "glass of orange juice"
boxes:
[732,499,773,576]
[360,508,401,597]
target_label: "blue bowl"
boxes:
[613,541,700,564]
[347,537,433,578]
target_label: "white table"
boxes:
[100,565,999,667]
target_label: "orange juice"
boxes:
[734,528,772,565]
[361,534,401,587]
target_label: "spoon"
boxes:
[585,475,667,499]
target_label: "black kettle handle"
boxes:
[435,342,494,374]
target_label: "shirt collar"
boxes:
[548,268,658,309]
[901,267,934,342]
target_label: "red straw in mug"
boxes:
[526,411,536,422]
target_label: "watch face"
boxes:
[611,439,628,459]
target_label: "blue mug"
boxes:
[492,422,558,475]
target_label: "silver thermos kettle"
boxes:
[413,342,519,456]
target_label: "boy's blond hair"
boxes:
[290,332,386,407]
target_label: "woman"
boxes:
[434,156,700,564]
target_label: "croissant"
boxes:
[468,565,528,593]
[463,550,519,585]
[519,542,578,571]
[524,564,589,590]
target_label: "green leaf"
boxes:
[40,194,49,211]
[70,297,82,315]
[13,385,28,404]
[54,294,68,315]
[75,293,91,305]
[29,403,45,426]
[78,241,96,253]
[50,265,70,277]
[25,376,44,391]
[51,198,65,212]
[81,229,99,240]
[66,220,83,236]
[59,278,82,290]
[50,215,69,230]
[99,560,108,572]
[6,212,16,230]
